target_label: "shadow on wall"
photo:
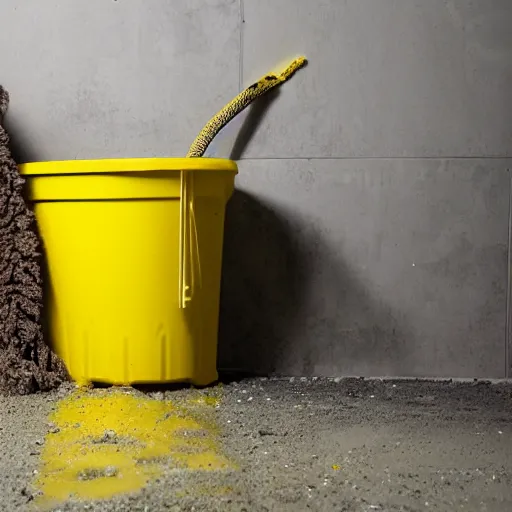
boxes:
[218,86,415,377]
[217,190,307,375]
[217,190,416,378]
[4,114,37,164]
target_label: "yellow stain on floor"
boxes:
[33,387,235,508]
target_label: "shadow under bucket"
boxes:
[19,157,237,387]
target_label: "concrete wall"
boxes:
[1,0,511,378]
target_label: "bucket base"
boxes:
[76,372,219,389]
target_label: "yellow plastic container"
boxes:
[19,158,238,386]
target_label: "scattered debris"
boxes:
[78,466,118,481]
[104,466,118,478]
[47,423,60,434]
[93,429,118,444]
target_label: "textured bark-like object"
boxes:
[0,85,68,394]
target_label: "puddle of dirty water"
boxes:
[32,388,236,509]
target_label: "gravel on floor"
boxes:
[1,378,512,512]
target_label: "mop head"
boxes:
[0,85,68,394]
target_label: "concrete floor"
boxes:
[1,378,512,512]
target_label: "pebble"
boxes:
[103,429,117,440]
[104,466,118,477]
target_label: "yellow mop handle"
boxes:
[186,56,307,158]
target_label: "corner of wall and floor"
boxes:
[1,0,511,379]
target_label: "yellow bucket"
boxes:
[19,158,238,387]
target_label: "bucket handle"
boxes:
[178,170,201,308]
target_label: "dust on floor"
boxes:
[1,378,511,512]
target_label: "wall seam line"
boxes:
[506,169,511,379]
[238,0,244,93]
[238,156,512,162]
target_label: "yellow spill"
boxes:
[34,388,235,508]
[332,464,340,471]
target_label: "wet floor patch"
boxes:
[33,387,236,509]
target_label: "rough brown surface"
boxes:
[0,85,67,394]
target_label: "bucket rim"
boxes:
[18,157,238,176]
